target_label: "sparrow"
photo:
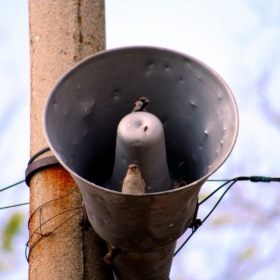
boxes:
[173,180,188,189]
[103,245,119,265]
[122,164,146,194]
[132,97,150,112]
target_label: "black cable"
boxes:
[174,179,238,257]
[174,231,195,257]
[1,172,279,261]
[174,176,280,257]
[26,210,81,262]
[199,179,236,205]
[0,179,25,193]
[0,202,29,210]
[200,176,279,205]
[28,186,78,226]
[201,179,237,224]
[28,147,50,165]
[206,179,230,182]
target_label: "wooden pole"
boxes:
[28,1,113,279]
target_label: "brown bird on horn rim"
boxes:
[132,97,150,112]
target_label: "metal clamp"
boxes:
[25,156,60,187]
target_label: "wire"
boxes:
[199,179,236,205]
[28,186,78,226]
[29,207,82,243]
[0,179,25,193]
[200,176,280,205]
[201,180,237,224]
[0,202,29,210]
[174,176,280,257]
[26,209,81,261]
[28,147,50,165]
[206,179,230,182]
[2,172,280,260]
[0,180,28,210]
[174,179,238,257]
[0,147,51,193]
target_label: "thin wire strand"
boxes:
[0,202,29,210]
[174,231,195,257]
[206,179,230,182]
[174,179,238,257]
[28,207,82,242]
[0,179,25,193]
[28,147,50,165]
[201,180,238,224]
[26,210,81,262]
[199,179,235,205]
[1,172,274,263]
[174,176,280,257]
[28,186,78,227]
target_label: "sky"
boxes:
[1,0,280,279]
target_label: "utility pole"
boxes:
[28,1,113,279]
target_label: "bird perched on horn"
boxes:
[122,164,146,194]
[132,97,150,112]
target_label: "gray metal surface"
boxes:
[44,46,239,279]
[112,241,176,280]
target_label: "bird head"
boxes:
[133,97,150,112]
[127,164,141,175]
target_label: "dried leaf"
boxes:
[2,212,24,251]
[210,214,236,226]
[238,245,256,262]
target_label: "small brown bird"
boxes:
[122,164,146,194]
[103,245,119,265]
[132,97,150,112]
